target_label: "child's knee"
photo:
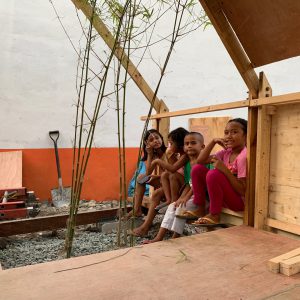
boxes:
[191,164,206,177]
[160,171,169,180]
[206,169,222,184]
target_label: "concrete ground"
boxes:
[1,226,300,300]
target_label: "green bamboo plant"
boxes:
[51,0,210,257]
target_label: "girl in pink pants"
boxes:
[191,118,247,226]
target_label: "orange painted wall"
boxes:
[0,148,139,201]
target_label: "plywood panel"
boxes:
[220,0,300,67]
[269,104,300,227]
[0,151,22,189]
[188,116,231,152]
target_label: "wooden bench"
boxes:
[220,208,244,226]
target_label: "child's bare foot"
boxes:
[131,226,149,237]
[122,209,143,221]
[142,237,162,244]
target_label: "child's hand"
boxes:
[211,156,227,173]
[213,138,226,149]
[151,159,160,167]
[145,143,154,156]
[174,197,188,208]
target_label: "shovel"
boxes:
[49,130,71,208]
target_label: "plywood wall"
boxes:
[0,151,22,189]
[188,116,231,152]
[269,104,300,225]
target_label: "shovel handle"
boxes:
[49,130,60,143]
[49,130,62,183]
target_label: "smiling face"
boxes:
[183,133,204,157]
[146,132,163,149]
[224,121,246,150]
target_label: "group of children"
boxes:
[128,118,247,243]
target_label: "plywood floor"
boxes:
[1,226,300,300]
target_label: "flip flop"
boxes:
[176,210,201,220]
[192,216,228,228]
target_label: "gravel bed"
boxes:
[0,201,201,270]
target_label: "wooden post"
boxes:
[244,99,257,226]
[254,72,272,230]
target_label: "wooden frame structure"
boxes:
[71,1,300,237]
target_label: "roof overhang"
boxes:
[200,0,300,97]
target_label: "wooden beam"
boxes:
[268,247,300,274]
[0,208,124,237]
[141,99,249,120]
[71,0,160,112]
[266,218,300,236]
[157,100,170,145]
[254,72,272,230]
[244,105,257,226]
[250,92,300,107]
[199,0,259,98]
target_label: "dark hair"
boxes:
[185,131,204,144]
[141,129,167,161]
[168,127,189,151]
[228,118,248,134]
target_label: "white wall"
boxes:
[1,1,300,148]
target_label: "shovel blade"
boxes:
[51,186,71,208]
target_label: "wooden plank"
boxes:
[266,218,300,236]
[268,247,300,273]
[268,103,300,227]
[2,226,300,299]
[0,151,22,189]
[0,208,125,237]
[254,72,272,230]
[250,92,300,107]
[141,99,249,120]
[199,0,259,98]
[188,116,230,151]
[157,100,170,146]
[219,1,300,67]
[222,208,244,218]
[280,255,300,276]
[269,186,300,226]
[244,106,257,226]
[140,92,300,121]
[71,0,160,112]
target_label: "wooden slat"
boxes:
[71,0,160,112]
[254,73,272,230]
[199,0,259,98]
[0,208,124,237]
[0,151,22,189]
[280,255,300,276]
[250,92,300,107]
[268,247,300,273]
[140,92,300,122]
[266,218,300,236]
[141,100,249,120]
